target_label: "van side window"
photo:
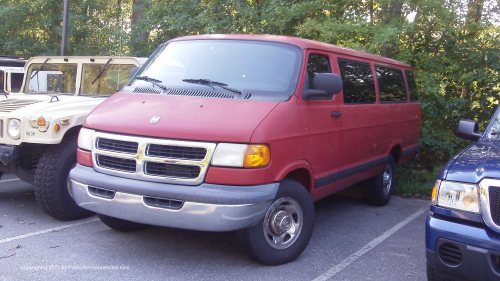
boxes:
[307,54,331,89]
[338,59,376,104]
[376,66,407,103]
[405,70,418,102]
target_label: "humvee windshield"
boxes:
[25,63,77,94]
[81,64,137,96]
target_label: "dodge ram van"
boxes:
[70,34,421,265]
[0,56,146,221]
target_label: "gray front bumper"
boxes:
[70,164,279,232]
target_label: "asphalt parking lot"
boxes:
[0,173,430,281]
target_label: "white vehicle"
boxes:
[0,66,25,94]
[0,56,147,220]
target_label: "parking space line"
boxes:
[312,207,428,281]
[0,217,100,244]
[0,178,20,183]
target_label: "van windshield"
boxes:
[25,63,77,94]
[129,40,302,99]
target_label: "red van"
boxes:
[70,34,420,265]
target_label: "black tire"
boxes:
[427,263,451,281]
[33,136,94,221]
[238,178,315,265]
[98,214,149,232]
[365,154,396,206]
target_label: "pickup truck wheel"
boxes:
[34,136,94,221]
[365,154,395,206]
[98,214,149,232]
[238,178,314,265]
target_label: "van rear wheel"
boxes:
[238,178,314,265]
[365,154,395,206]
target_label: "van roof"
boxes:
[168,34,411,68]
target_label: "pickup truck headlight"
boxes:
[78,128,95,151]
[211,143,270,168]
[433,180,479,213]
[7,119,21,139]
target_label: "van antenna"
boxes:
[116,3,123,91]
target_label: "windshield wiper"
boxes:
[182,79,242,95]
[135,76,167,90]
[30,58,50,80]
[91,58,112,84]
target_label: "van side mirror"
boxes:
[456,120,482,141]
[129,67,140,79]
[302,73,343,101]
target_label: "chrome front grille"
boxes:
[92,132,216,185]
[96,155,136,173]
[144,162,201,179]
[96,138,138,154]
[146,144,206,160]
[479,179,500,233]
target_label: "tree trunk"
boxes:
[132,0,149,43]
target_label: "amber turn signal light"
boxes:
[37,117,46,127]
[243,145,270,167]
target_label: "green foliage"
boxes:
[395,163,442,197]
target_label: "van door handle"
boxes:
[331,112,341,117]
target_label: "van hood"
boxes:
[445,140,500,183]
[84,93,280,143]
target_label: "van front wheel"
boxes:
[238,179,315,265]
[366,154,395,206]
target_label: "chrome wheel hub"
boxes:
[263,197,303,250]
[382,164,392,195]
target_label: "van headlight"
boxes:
[211,143,270,168]
[78,128,95,151]
[7,119,21,139]
[433,180,479,213]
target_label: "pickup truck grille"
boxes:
[489,186,500,226]
[479,179,500,233]
[92,132,216,186]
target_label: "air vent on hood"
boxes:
[133,87,161,95]
[0,99,44,113]
[166,89,234,99]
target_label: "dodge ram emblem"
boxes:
[150,117,160,124]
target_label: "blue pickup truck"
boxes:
[426,108,500,280]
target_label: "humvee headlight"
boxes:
[436,180,479,213]
[211,143,270,168]
[7,119,21,139]
[78,128,95,151]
